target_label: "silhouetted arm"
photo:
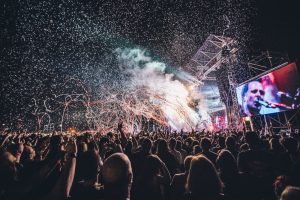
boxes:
[43,140,77,200]
[156,156,171,184]
[118,122,128,149]
[0,133,11,147]
[132,136,138,150]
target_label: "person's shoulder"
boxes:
[132,149,145,157]
[204,151,217,156]
[251,149,271,157]
[173,173,185,180]
[240,149,261,158]
[237,150,250,161]
[167,150,176,157]
[238,149,251,156]
[173,149,180,154]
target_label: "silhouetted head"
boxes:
[0,152,18,188]
[50,135,63,152]
[157,139,168,155]
[218,136,226,148]
[192,140,200,147]
[169,138,177,150]
[200,138,211,152]
[193,145,202,155]
[176,140,182,151]
[216,150,238,176]
[102,153,132,200]
[187,155,223,198]
[225,136,235,150]
[81,150,102,182]
[78,142,88,155]
[240,143,250,152]
[20,145,36,163]
[244,132,259,149]
[106,132,114,139]
[141,155,162,179]
[280,186,300,200]
[141,138,152,153]
[125,140,133,153]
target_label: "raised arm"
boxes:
[43,140,77,200]
[118,122,128,149]
[132,135,138,151]
[0,133,11,147]
[156,156,171,184]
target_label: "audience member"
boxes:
[102,153,132,200]
[1,127,299,200]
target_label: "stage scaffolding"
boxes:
[182,34,237,81]
[181,34,241,129]
[247,51,289,77]
[246,51,292,134]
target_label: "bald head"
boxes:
[103,153,132,185]
[280,186,300,200]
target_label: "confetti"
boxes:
[0,0,256,132]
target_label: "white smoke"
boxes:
[116,48,212,131]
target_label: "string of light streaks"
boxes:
[33,49,213,134]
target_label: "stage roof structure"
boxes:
[182,34,242,129]
[181,34,237,82]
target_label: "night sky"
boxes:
[0,0,299,127]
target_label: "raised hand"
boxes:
[118,121,123,131]
[65,139,77,155]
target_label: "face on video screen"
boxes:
[236,63,300,116]
[243,81,265,113]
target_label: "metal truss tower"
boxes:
[225,54,240,129]
[181,34,241,129]
[247,51,289,77]
[182,34,237,82]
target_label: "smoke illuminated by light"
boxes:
[37,48,213,133]
[113,48,213,132]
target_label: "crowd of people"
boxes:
[1,124,300,200]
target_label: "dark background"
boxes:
[0,0,299,130]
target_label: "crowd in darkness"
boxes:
[1,124,300,200]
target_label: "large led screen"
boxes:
[236,62,300,116]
